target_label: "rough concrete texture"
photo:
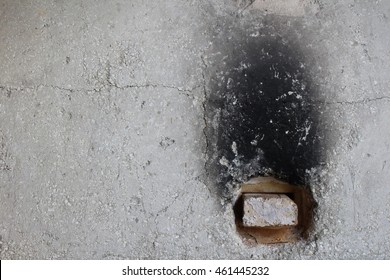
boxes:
[243,194,298,227]
[1,0,390,259]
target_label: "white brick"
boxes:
[242,193,298,227]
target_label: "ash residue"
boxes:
[204,16,327,198]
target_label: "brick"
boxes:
[242,193,298,227]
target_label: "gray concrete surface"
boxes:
[1,0,390,259]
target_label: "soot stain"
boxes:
[205,17,326,198]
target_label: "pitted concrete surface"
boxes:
[1,0,390,259]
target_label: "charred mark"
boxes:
[205,17,326,198]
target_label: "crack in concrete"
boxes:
[200,55,210,179]
[0,83,200,98]
[237,0,256,15]
[312,96,390,105]
[5,83,386,106]
[105,80,200,98]
[329,96,390,105]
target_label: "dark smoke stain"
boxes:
[204,16,327,198]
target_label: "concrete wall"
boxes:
[1,0,390,259]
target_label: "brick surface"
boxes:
[242,193,298,227]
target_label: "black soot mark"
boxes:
[205,20,326,198]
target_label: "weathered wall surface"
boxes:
[1,0,390,259]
